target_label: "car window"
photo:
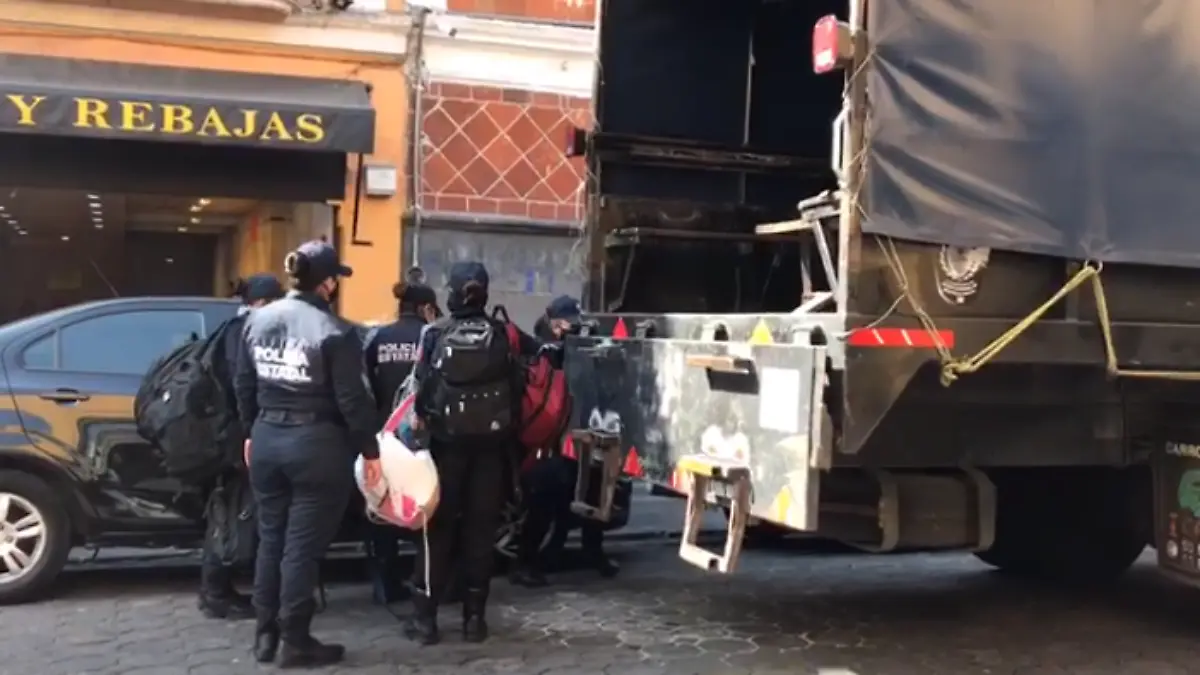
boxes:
[20,333,56,369]
[58,310,205,375]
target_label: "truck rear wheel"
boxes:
[974,468,1149,583]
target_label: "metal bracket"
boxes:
[569,429,624,523]
[676,454,751,574]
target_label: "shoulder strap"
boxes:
[488,305,519,357]
[505,323,519,357]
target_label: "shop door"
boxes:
[122,232,218,297]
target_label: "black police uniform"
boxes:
[361,284,435,604]
[364,290,434,423]
[406,261,540,645]
[198,274,283,620]
[513,296,619,586]
[234,242,376,667]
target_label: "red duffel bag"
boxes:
[500,320,572,451]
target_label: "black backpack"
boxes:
[134,316,243,484]
[204,473,257,567]
[425,313,516,441]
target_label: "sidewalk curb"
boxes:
[573,528,724,543]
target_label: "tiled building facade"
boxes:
[418,0,594,223]
[419,82,590,222]
[411,3,595,326]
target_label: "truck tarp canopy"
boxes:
[867,0,1200,268]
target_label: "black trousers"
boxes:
[366,524,409,604]
[518,456,605,563]
[412,443,507,602]
[249,421,353,622]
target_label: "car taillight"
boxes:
[813,14,854,74]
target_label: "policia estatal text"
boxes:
[365,281,440,425]
[406,261,539,645]
[235,241,382,668]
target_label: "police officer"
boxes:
[365,281,441,423]
[511,296,619,587]
[406,261,539,645]
[199,274,284,620]
[235,241,382,668]
[361,280,440,604]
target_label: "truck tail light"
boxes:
[564,126,588,158]
[813,14,854,74]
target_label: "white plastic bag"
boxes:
[355,430,439,531]
[356,391,441,596]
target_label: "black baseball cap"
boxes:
[293,240,353,279]
[243,273,284,302]
[447,261,489,293]
[546,295,582,321]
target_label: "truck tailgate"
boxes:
[565,334,830,532]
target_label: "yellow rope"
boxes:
[905,261,1200,387]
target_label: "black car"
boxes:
[0,297,242,603]
[0,299,630,604]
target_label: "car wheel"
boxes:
[540,517,570,561]
[495,507,570,561]
[0,471,71,605]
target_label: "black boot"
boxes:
[403,588,440,645]
[252,611,280,664]
[198,592,255,620]
[462,587,489,643]
[277,608,345,669]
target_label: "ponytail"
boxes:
[284,252,319,292]
[461,281,486,307]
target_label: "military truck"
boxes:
[560,0,1200,585]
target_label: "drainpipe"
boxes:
[404,7,431,269]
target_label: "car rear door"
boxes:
[7,304,211,532]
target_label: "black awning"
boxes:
[0,54,375,154]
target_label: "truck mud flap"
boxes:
[564,335,832,546]
[1155,437,1200,584]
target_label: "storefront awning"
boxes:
[0,54,375,154]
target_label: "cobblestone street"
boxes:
[6,543,1200,675]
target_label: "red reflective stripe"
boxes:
[846,327,955,349]
[622,446,644,477]
[612,318,629,339]
[562,435,578,459]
